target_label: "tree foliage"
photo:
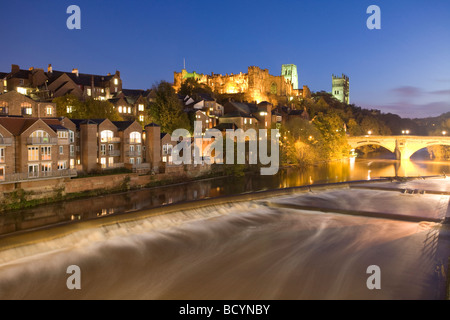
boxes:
[53,94,123,121]
[149,81,191,133]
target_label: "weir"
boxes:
[0,176,449,300]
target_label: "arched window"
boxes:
[270,82,277,95]
[130,132,141,144]
[30,130,49,138]
[100,130,114,143]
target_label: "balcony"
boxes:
[126,150,142,157]
[100,137,121,144]
[0,169,77,184]
[0,137,13,146]
[108,150,121,157]
[27,137,57,145]
[125,138,142,144]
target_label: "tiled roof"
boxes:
[47,70,114,87]
[112,121,135,131]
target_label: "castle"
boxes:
[173,65,310,105]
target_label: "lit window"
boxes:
[244,119,247,124]
[67,106,73,113]
[87,88,92,96]
[28,147,39,161]
[46,106,53,115]
[128,107,132,114]
[58,131,68,139]
[100,130,114,143]
[129,132,141,144]
[58,161,67,170]
[17,87,27,95]
[41,147,52,161]
[41,163,52,174]
[118,106,123,113]
[100,144,106,156]
[100,157,107,168]
[0,166,4,181]
[138,104,144,111]
[22,102,32,115]
[0,148,4,163]
[114,78,118,85]
[139,115,144,122]
[249,119,252,124]
[70,159,75,169]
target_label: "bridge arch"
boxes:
[407,141,450,160]
[347,137,397,154]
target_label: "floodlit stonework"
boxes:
[174,66,307,105]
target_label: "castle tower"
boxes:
[281,64,298,90]
[332,74,350,104]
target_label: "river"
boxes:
[0,157,449,300]
[1,158,449,237]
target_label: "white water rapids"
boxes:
[0,183,449,300]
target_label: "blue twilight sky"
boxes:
[1,0,449,118]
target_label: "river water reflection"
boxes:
[1,158,449,237]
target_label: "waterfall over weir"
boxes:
[0,177,449,300]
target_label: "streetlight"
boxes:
[406,130,410,135]
[443,131,447,136]
[368,130,372,135]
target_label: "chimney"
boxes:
[115,70,120,78]
[48,64,53,73]
[72,68,79,77]
[11,64,20,74]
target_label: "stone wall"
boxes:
[0,163,213,211]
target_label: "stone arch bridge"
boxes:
[347,135,450,160]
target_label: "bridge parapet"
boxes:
[347,136,450,160]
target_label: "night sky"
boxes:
[1,0,449,118]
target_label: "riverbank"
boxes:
[0,164,220,213]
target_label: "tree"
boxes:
[178,78,214,101]
[149,81,191,133]
[53,95,123,121]
[83,98,123,121]
[53,94,84,118]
